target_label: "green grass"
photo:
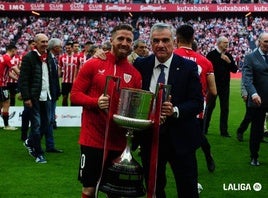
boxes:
[0,79,268,197]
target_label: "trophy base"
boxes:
[99,145,146,198]
[99,160,146,197]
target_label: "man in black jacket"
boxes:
[20,33,52,163]
[204,36,238,137]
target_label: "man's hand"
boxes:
[252,95,262,106]
[98,94,110,110]
[24,100,32,108]
[242,95,248,102]
[161,101,174,117]
[221,53,231,63]
[94,48,107,60]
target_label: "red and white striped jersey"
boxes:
[0,54,16,87]
[78,51,89,69]
[7,54,21,84]
[59,53,80,83]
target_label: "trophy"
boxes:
[98,76,171,198]
[99,87,155,197]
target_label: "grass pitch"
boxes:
[0,79,268,197]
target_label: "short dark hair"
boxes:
[28,39,35,45]
[73,41,79,46]
[65,42,73,47]
[85,41,94,46]
[110,24,134,38]
[6,44,17,51]
[176,24,194,44]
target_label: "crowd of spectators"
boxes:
[1,0,268,4]
[1,14,268,69]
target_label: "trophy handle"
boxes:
[95,75,121,198]
[147,83,172,198]
[155,83,171,102]
[104,75,121,96]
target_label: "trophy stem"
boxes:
[120,129,134,162]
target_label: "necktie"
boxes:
[264,55,268,64]
[157,64,166,101]
[157,64,166,84]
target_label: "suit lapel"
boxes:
[168,55,181,85]
[254,50,264,64]
[254,49,268,67]
[143,56,155,90]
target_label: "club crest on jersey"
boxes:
[98,69,105,75]
[123,73,132,83]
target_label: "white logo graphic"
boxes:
[98,69,105,75]
[223,182,262,191]
[223,183,251,191]
[123,73,132,83]
[253,183,262,191]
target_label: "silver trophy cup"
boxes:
[99,88,154,197]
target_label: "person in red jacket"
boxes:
[70,24,142,198]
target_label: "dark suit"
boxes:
[204,49,238,135]
[243,48,268,160]
[48,53,61,102]
[134,54,203,197]
[44,53,61,150]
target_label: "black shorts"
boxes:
[0,87,10,102]
[7,82,19,95]
[61,83,72,96]
[78,145,121,188]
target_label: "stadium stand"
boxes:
[1,14,264,68]
[1,0,268,69]
[1,0,268,3]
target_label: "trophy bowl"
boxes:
[114,87,154,129]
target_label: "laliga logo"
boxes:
[223,183,262,191]
[70,3,84,10]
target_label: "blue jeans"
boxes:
[28,99,51,156]
[21,105,31,141]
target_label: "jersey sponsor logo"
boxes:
[123,73,132,83]
[98,69,105,75]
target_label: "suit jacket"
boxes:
[243,49,268,108]
[134,54,203,154]
[48,52,61,101]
